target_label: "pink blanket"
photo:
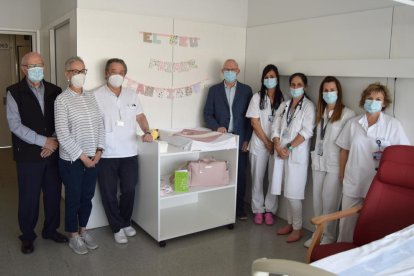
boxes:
[174,129,223,142]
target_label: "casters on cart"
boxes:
[159,241,167,247]
[227,224,235,230]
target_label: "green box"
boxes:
[174,170,189,192]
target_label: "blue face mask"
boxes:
[27,67,44,83]
[364,99,383,113]
[264,78,277,89]
[290,87,304,98]
[322,91,338,105]
[223,71,237,83]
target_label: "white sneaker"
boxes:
[114,229,128,244]
[69,236,88,255]
[122,226,136,237]
[304,237,313,248]
[321,236,333,245]
[80,232,98,250]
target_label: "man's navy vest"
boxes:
[7,78,61,162]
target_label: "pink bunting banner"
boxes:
[148,58,198,73]
[123,76,207,99]
[140,32,199,47]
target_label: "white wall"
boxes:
[76,8,246,130]
[78,0,248,27]
[40,0,76,27]
[247,0,400,27]
[245,4,414,230]
[0,0,41,30]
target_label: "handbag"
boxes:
[188,157,229,187]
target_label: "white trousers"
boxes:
[337,194,364,242]
[287,198,302,230]
[250,153,278,214]
[312,170,342,243]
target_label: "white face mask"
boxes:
[71,74,86,89]
[108,74,124,88]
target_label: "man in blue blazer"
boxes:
[204,59,253,220]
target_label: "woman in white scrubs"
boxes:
[271,73,315,243]
[246,64,284,225]
[304,76,355,247]
[336,82,410,242]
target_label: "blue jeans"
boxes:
[59,159,99,233]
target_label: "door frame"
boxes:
[0,28,38,51]
[0,29,37,149]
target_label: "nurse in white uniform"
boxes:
[246,64,284,225]
[336,82,410,242]
[304,76,355,248]
[271,73,315,243]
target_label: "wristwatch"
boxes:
[96,147,104,153]
[286,143,294,151]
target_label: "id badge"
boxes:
[373,150,383,170]
[282,129,289,139]
[116,120,125,127]
[372,150,383,161]
[317,140,324,156]
[268,115,274,123]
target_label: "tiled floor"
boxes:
[0,148,311,276]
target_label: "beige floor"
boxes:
[0,148,311,276]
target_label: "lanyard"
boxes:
[320,117,330,140]
[265,92,277,116]
[320,108,334,140]
[286,96,304,127]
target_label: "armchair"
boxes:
[307,145,414,263]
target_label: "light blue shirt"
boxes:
[6,80,47,147]
[224,82,237,132]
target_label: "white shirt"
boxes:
[271,97,315,150]
[311,106,355,173]
[336,112,410,198]
[224,82,236,132]
[246,92,276,155]
[270,96,315,199]
[94,85,144,158]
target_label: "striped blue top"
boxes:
[55,88,105,161]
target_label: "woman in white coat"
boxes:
[246,64,284,225]
[304,76,355,248]
[271,73,315,243]
[336,82,410,242]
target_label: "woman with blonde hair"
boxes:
[336,82,410,242]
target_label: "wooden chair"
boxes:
[252,258,335,276]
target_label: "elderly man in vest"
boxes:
[6,52,68,254]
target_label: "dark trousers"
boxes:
[236,150,248,215]
[16,159,61,242]
[98,156,138,233]
[59,159,98,233]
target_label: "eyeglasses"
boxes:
[23,64,44,69]
[223,68,238,72]
[68,69,88,75]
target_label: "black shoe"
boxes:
[236,210,248,221]
[42,231,69,243]
[21,241,34,254]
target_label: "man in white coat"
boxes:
[94,58,153,244]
